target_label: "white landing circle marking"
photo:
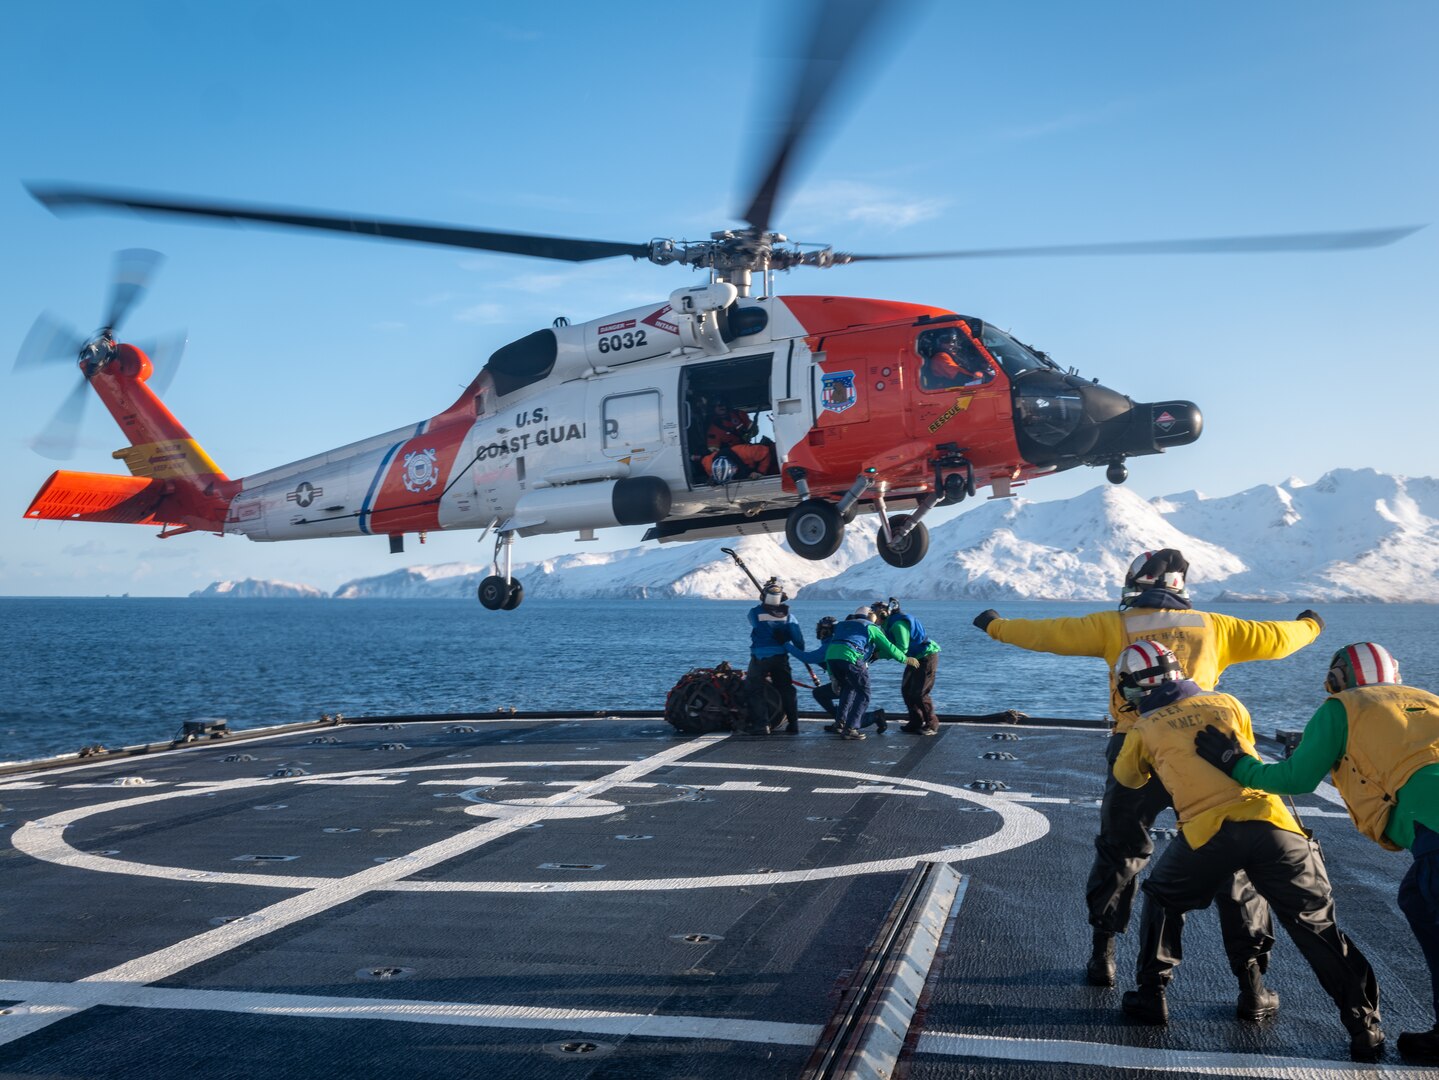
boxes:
[10,758,1049,894]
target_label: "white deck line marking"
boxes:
[0,980,818,1046]
[813,785,925,796]
[0,734,729,1048]
[12,760,1051,894]
[917,1030,1432,1077]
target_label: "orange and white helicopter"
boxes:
[15,2,1417,611]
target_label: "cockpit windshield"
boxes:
[978,323,1059,378]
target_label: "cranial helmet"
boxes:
[1114,640,1185,704]
[816,616,838,640]
[1121,548,1190,606]
[849,605,875,623]
[1325,643,1402,693]
[870,599,891,620]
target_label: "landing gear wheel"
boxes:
[478,575,512,610]
[501,580,525,610]
[786,499,844,561]
[877,515,929,568]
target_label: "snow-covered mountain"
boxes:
[806,468,1439,604]
[331,528,878,601]
[190,578,327,599]
[199,469,1439,603]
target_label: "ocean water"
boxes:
[2,597,1436,765]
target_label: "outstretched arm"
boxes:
[1229,699,1348,795]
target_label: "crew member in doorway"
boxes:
[970,548,1324,987]
[824,606,917,741]
[706,398,758,449]
[787,616,888,734]
[918,324,995,390]
[744,580,804,735]
[1196,642,1439,1064]
[1114,641,1383,1062]
[703,442,776,484]
[872,598,941,735]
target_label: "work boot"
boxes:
[1349,1026,1385,1063]
[822,724,839,734]
[1397,1026,1439,1064]
[1235,960,1279,1021]
[840,727,866,741]
[899,723,924,735]
[921,725,938,736]
[874,709,888,733]
[1086,931,1116,987]
[1121,986,1168,1025]
[783,723,799,734]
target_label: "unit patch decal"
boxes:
[820,371,857,414]
[402,448,440,493]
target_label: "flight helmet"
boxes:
[849,605,876,623]
[815,616,837,641]
[1114,640,1185,705]
[1325,643,1402,693]
[709,451,738,485]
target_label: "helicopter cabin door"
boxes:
[600,389,663,462]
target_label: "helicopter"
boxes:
[14,1,1419,612]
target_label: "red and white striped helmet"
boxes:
[1121,549,1189,605]
[1325,643,1402,693]
[1115,640,1185,702]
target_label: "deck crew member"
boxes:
[824,606,917,741]
[1197,642,1439,1064]
[1115,641,1384,1062]
[788,616,888,733]
[744,580,804,735]
[872,598,941,735]
[971,548,1323,986]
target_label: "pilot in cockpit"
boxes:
[919,326,995,390]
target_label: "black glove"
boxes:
[973,609,1000,632]
[1194,724,1248,776]
[1297,608,1325,632]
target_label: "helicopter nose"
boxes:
[1011,371,1201,467]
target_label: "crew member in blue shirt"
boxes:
[824,606,917,741]
[788,616,888,733]
[873,598,942,734]
[744,580,804,735]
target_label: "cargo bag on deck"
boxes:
[664,661,783,734]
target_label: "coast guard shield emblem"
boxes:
[820,371,857,414]
[402,448,440,493]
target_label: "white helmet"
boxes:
[1115,640,1184,705]
[710,452,738,485]
[1121,549,1189,606]
[1325,643,1402,693]
[849,605,876,622]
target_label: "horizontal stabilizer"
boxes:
[24,470,174,525]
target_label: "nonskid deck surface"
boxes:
[0,718,1430,1078]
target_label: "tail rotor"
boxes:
[13,249,185,459]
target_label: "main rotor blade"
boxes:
[30,376,91,460]
[105,248,164,333]
[14,312,84,371]
[28,184,653,263]
[835,225,1426,262]
[740,0,903,233]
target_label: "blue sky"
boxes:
[2,0,1434,597]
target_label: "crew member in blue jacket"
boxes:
[824,606,917,741]
[744,580,804,735]
[873,598,943,735]
[788,616,888,733]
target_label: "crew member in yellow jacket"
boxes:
[1113,641,1384,1063]
[1197,642,1439,1065]
[971,548,1324,986]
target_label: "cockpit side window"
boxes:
[916,320,997,391]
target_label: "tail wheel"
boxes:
[478,575,510,610]
[877,515,929,568]
[786,499,844,560]
[501,580,525,610]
